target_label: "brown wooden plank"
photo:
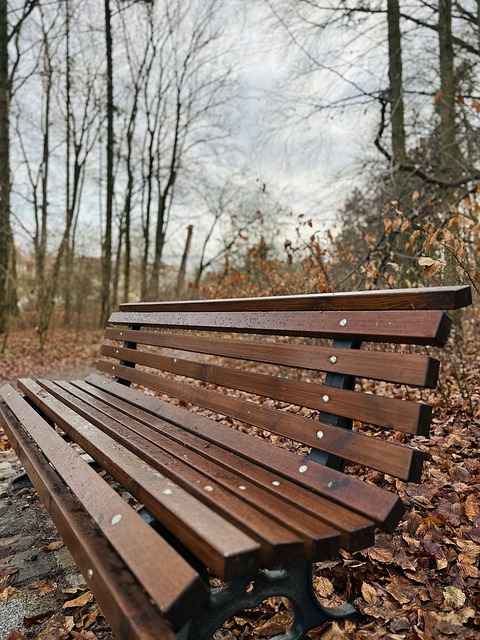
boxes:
[102,344,432,435]
[0,384,205,629]
[23,380,309,569]
[105,327,440,387]
[0,392,178,639]
[108,309,452,346]
[85,374,406,532]
[67,378,375,553]
[36,378,342,563]
[17,379,262,580]
[119,285,471,312]
[96,360,424,482]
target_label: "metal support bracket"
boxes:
[307,339,361,471]
[115,323,139,386]
[177,560,357,640]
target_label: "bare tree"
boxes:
[0,0,36,337]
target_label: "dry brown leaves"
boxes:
[2,317,479,639]
[0,329,102,385]
[212,316,480,638]
[2,586,108,640]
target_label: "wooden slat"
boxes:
[105,327,440,387]
[23,381,312,568]
[102,344,432,434]
[0,384,205,629]
[108,309,452,346]
[70,378,375,553]
[97,360,424,482]
[119,285,472,312]
[17,379,262,580]
[0,394,177,640]
[85,374,406,532]
[35,379,342,563]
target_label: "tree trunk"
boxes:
[101,0,114,325]
[438,0,461,170]
[176,224,193,296]
[0,0,17,335]
[387,0,406,164]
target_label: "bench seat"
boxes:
[0,285,472,640]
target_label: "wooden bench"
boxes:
[0,285,472,640]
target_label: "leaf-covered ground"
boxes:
[0,329,103,385]
[0,319,479,639]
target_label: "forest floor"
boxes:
[0,322,479,639]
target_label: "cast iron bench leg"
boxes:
[178,560,357,640]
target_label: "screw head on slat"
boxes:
[204,485,214,492]
[322,395,330,403]
[299,465,308,473]
[272,480,281,486]
[329,355,337,364]
[239,485,247,491]
[339,318,347,326]
[111,514,122,525]
[87,569,94,579]
[316,430,324,440]
[162,488,173,495]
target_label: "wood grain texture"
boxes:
[18,379,263,580]
[108,309,452,346]
[105,327,440,387]
[119,285,471,312]
[25,379,312,569]
[40,379,342,563]
[0,384,205,629]
[96,359,424,482]
[101,343,431,436]
[0,392,178,639]
[72,378,375,552]
[85,374,405,532]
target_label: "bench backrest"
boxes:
[99,286,471,489]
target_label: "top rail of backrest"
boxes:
[118,286,472,313]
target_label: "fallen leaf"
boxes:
[3,631,27,640]
[63,591,94,609]
[365,546,395,564]
[35,614,71,640]
[314,576,335,598]
[361,581,378,604]
[81,608,100,629]
[464,494,479,522]
[71,632,97,640]
[28,579,57,596]
[0,586,19,602]
[23,610,55,628]
[41,540,64,552]
[253,611,291,637]
[0,544,15,564]
[0,566,19,590]
[62,586,82,595]
[443,586,466,610]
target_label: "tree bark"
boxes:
[176,224,193,296]
[0,0,17,334]
[101,0,114,325]
[387,0,406,164]
[438,0,461,169]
